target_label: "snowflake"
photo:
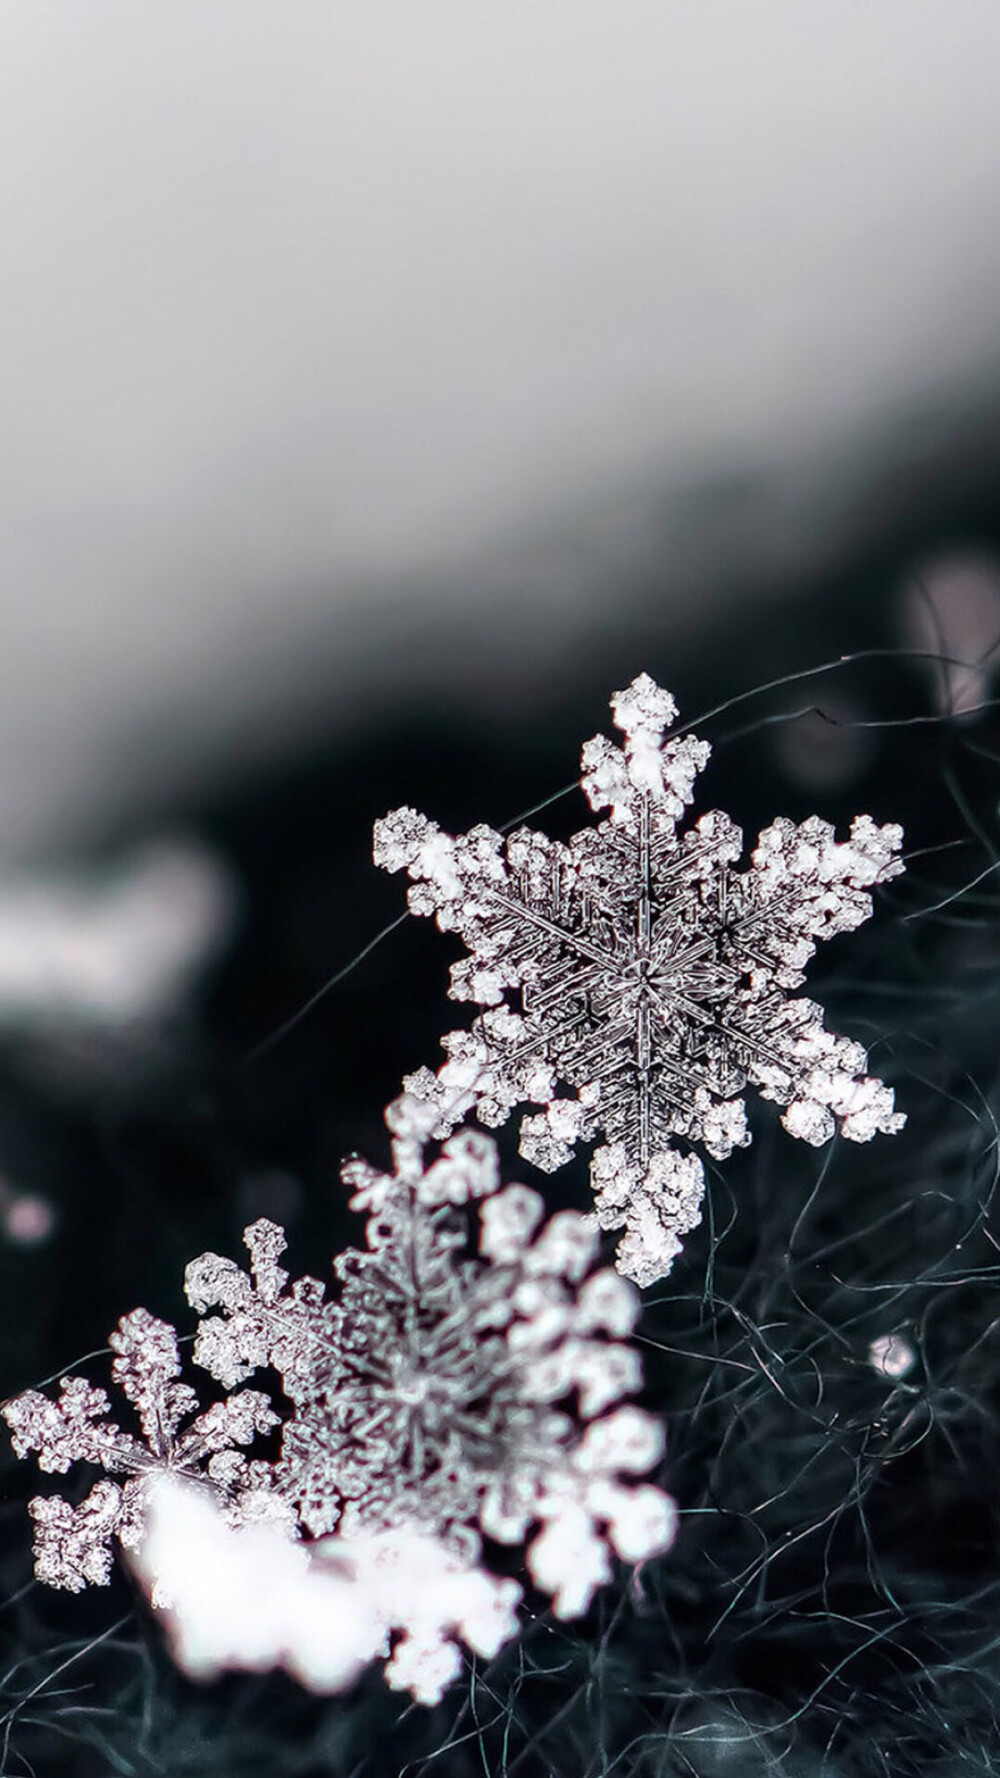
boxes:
[1,1309,283,1592]
[374,673,905,1284]
[188,1094,676,1619]
[3,1098,675,1696]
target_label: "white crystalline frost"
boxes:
[374,674,905,1284]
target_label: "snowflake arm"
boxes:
[589,1144,707,1289]
[3,1376,127,1475]
[187,1218,333,1404]
[28,1481,125,1592]
[580,672,710,827]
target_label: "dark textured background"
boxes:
[4,488,1000,1771]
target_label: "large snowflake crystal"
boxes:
[375,674,905,1285]
[189,1095,676,1620]
[1,1309,282,1592]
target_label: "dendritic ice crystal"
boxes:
[3,1099,674,1703]
[375,675,905,1285]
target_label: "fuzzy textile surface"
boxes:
[1,604,999,1778]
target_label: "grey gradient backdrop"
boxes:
[2,3,1000,855]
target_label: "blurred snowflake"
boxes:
[188,1095,675,1620]
[133,1478,523,1706]
[375,674,905,1283]
[2,1310,282,1593]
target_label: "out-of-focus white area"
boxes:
[899,552,1000,718]
[134,1479,522,1705]
[2,4,1000,853]
[0,1182,55,1248]
[772,694,874,792]
[868,1332,917,1382]
[0,840,233,1027]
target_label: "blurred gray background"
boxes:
[3,1,1000,859]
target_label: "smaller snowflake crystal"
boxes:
[2,1309,283,1592]
[4,1102,676,1697]
[188,1095,676,1620]
[374,673,905,1284]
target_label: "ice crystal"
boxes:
[189,1095,676,1619]
[2,1309,282,1592]
[375,674,905,1284]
